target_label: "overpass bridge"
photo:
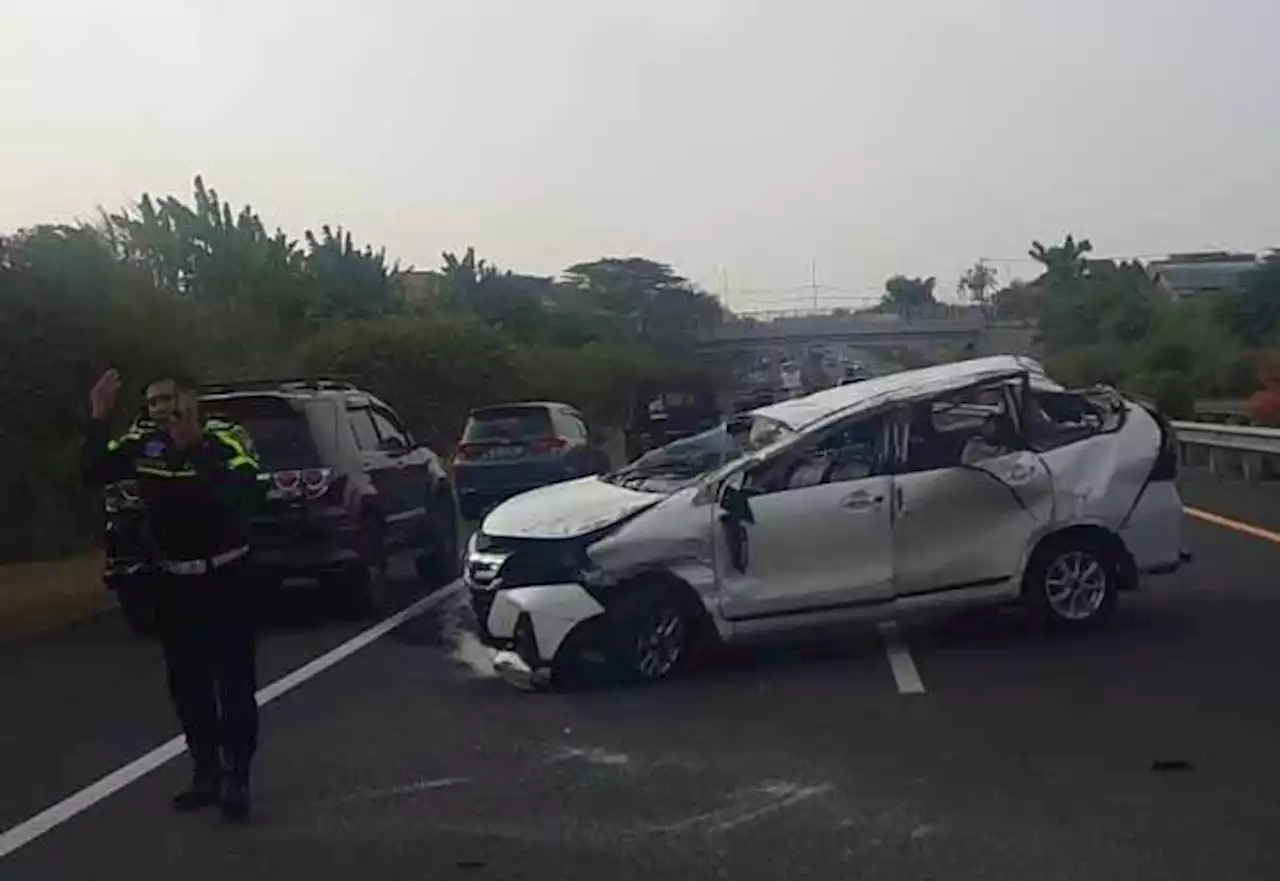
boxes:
[696,313,986,354]
[694,311,1037,401]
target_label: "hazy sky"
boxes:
[3,0,1279,311]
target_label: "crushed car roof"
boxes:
[753,355,1058,430]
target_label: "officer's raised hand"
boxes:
[89,368,122,420]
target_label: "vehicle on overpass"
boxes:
[103,377,459,633]
[452,402,610,521]
[463,355,1189,689]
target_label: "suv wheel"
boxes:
[346,516,389,618]
[415,492,460,587]
[1024,533,1118,629]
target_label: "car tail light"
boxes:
[267,468,335,500]
[529,437,568,455]
[453,443,484,464]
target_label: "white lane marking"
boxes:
[878,620,925,694]
[0,582,462,860]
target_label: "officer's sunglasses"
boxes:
[146,391,177,410]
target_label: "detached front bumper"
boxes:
[468,581,606,688]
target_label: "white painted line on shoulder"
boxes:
[0,582,462,861]
[878,620,925,694]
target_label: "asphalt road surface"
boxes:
[3,472,1280,880]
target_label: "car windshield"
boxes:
[604,415,796,491]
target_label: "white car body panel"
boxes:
[468,356,1186,685]
[754,355,1055,432]
[486,583,605,659]
[482,475,665,540]
[892,450,1054,600]
[1118,482,1184,572]
[1036,404,1162,527]
[717,474,894,620]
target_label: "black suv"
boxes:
[103,377,460,634]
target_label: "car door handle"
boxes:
[840,491,884,510]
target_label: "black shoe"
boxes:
[219,777,251,822]
[172,770,222,812]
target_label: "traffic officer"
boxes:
[83,368,265,821]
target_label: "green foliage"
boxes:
[880,275,938,319]
[1028,234,1275,411]
[1,180,721,562]
[560,257,726,349]
[957,261,998,319]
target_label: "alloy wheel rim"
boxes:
[636,607,685,679]
[1044,549,1108,620]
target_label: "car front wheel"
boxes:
[1025,535,1118,629]
[611,588,695,683]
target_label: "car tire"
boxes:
[345,515,389,619]
[415,492,460,587]
[1023,533,1118,630]
[610,586,696,684]
[116,580,156,637]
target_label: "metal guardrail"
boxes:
[1173,419,1280,480]
[1173,421,1280,455]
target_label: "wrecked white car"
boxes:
[464,355,1190,689]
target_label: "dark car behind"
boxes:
[624,387,721,461]
[452,402,608,521]
[103,378,459,634]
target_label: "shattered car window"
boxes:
[895,383,1021,471]
[606,416,796,492]
[1025,388,1123,450]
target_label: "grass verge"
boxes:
[0,552,110,642]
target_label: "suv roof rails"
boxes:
[199,375,362,395]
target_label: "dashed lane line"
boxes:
[0,582,462,861]
[878,620,925,694]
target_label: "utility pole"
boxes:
[810,260,818,312]
[720,266,730,310]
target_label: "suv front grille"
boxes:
[472,534,584,590]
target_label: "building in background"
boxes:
[1146,251,1263,300]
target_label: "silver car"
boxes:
[463,355,1189,689]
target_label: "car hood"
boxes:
[480,476,667,540]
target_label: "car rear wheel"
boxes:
[415,492,460,587]
[611,588,695,684]
[1024,534,1118,629]
[345,516,389,618]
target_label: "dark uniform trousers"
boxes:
[154,559,258,779]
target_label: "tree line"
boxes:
[0,177,725,562]
[947,236,1280,421]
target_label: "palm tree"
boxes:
[1029,234,1093,282]
[957,261,999,324]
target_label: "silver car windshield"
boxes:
[604,415,797,492]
